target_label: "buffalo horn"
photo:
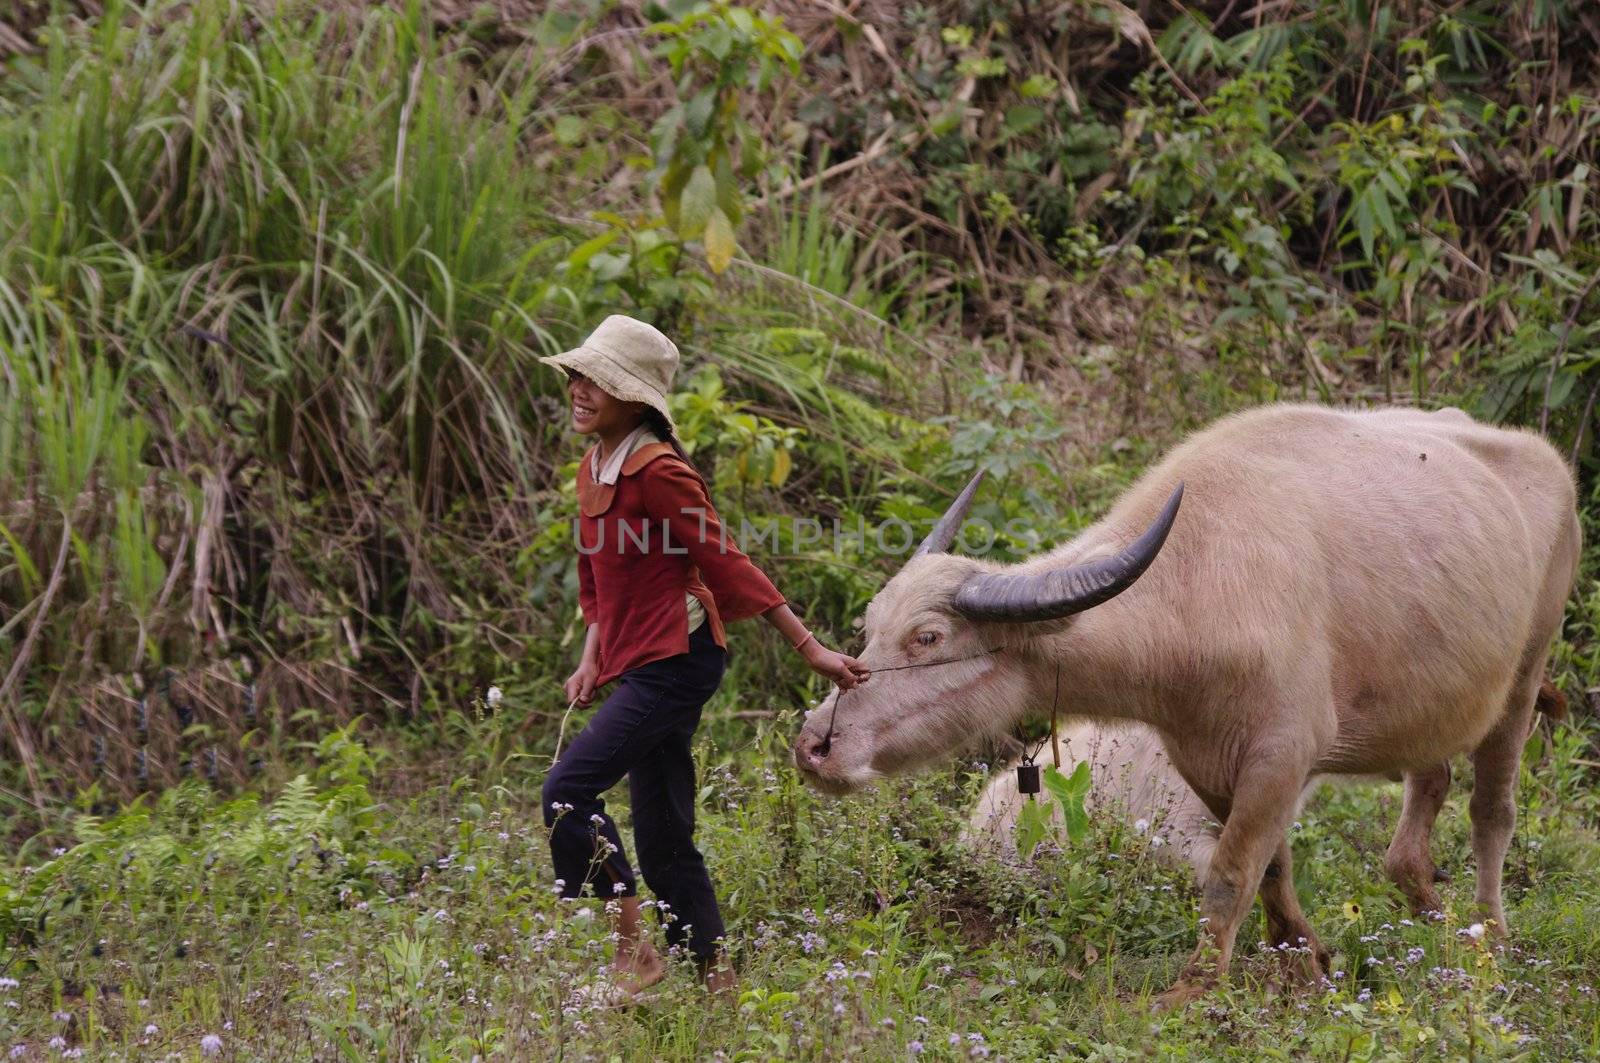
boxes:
[951,483,1184,621]
[912,469,988,558]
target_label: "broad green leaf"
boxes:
[1044,762,1093,844]
[567,228,622,272]
[1014,798,1048,859]
[1377,166,1408,203]
[1004,105,1045,135]
[679,164,717,238]
[714,149,742,224]
[1548,369,1577,409]
[1063,800,1090,844]
[1065,759,1091,796]
[929,103,964,137]
[684,87,716,140]
[650,104,682,162]
[1019,74,1057,98]
[739,133,764,179]
[1368,183,1398,245]
[704,22,732,61]
[704,206,736,273]
[587,252,631,282]
[661,161,693,230]
[1353,194,1376,260]
[1043,761,1091,802]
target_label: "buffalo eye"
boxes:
[914,631,939,647]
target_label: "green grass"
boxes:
[0,707,1596,1060]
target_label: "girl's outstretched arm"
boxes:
[762,603,870,690]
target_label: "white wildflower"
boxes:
[201,1032,223,1056]
[1464,923,1486,940]
[1133,818,1150,834]
[486,686,503,708]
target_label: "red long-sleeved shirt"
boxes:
[575,441,786,687]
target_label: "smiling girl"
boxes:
[538,315,869,1000]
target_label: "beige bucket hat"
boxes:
[539,314,679,432]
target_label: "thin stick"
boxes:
[0,595,41,642]
[1572,376,1600,466]
[553,696,580,762]
[750,128,894,209]
[0,517,71,804]
[0,519,71,705]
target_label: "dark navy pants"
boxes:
[542,621,728,961]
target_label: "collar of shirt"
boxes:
[591,423,662,486]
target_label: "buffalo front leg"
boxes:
[1383,763,1451,916]
[1155,757,1312,1010]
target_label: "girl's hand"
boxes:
[564,661,599,707]
[802,641,870,690]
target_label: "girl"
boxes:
[538,314,870,1000]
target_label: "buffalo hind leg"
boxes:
[1155,753,1314,1010]
[1469,683,1539,937]
[1384,763,1451,916]
[1258,838,1329,986]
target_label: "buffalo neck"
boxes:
[1015,600,1186,733]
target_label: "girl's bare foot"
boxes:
[612,940,666,995]
[699,952,738,997]
[607,896,665,997]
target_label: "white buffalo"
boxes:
[962,721,1220,877]
[795,404,1579,1007]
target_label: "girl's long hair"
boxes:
[644,406,706,483]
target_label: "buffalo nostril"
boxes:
[797,733,831,767]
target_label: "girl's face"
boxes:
[566,372,646,436]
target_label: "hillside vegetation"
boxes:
[0,0,1597,1058]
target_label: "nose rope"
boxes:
[818,644,1006,750]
